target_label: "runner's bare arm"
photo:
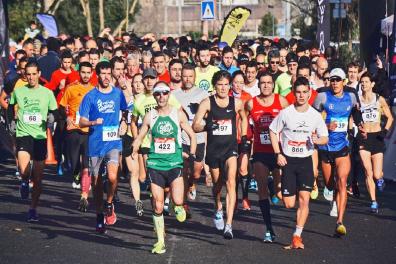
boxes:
[279,95,289,108]
[131,115,139,138]
[79,117,103,128]
[0,90,8,109]
[245,98,253,112]
[179,109,197,155]
[131,113,151,159]
[192,98,210,133]
[380,96,394,130]
[236,98,248,137]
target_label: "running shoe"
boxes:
[113,191,120,204]
[223,224,233,239]
[78,197,89,212]
[330,201,338,217]
[104,202,117,225]
[183,204,192,219]
[271,195,280,205]
[135,200,144,216]
[249,179,258,192]
[164,197,170,216]
[377,178,386,192]
[290,235,304,249]
[174,205,186,222]
[310,185,319,200]
[27,208,39,222]
[151,241,166,254]
[15,171,21,180]
[323,186,333,201]
[20,181,29,200]
[187,185,197,201]
[242,198,251,211]
[57,164,63,176]
[335,223,346,237]
[352,181,360,198]
[96,213,106,233]
[263,230,275,243]
[214,210,225,231]
[72,174,81,189]
[370,201,379,214]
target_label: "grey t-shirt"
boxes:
[172,86,209,145]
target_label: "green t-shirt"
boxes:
[274,72,292,97]
[147,108,183,171]
[132,93,181,148]
[10,85,58,139]
[195,65,220,93]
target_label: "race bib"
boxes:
[212,119,232,136]
[362,109,379,123]
[331,118,348,132]
[75,111,81,125]
[287,140,308,155]
[23,112,42,125]
[260,131,271,145]
[102,126,119,141]
[154,138,175,154]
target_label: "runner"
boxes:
[131,82,197,254]
[246,72,288,241]
[168,59,183,91]
[193,70,248,239]
[79,61,128,233]
[194,43,220,94]
[59,61,94,211]
[358,72,393,213]
[219,46,239,75]
[9,61,58,221]
[243,61,260,97]
[313,68,360,237]
[269,77,328,249]
[152,51,171,83]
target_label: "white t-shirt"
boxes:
[269,105,328,157]
[244,80,260,97]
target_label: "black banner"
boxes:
[316,0,330,54]
[390,3,396,93]
[0,0,9,86]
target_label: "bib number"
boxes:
[102,126,119,141]
[362,110,378,123]
[154,138,175,154]
[331,118,348,132]
[260,131,271,145]
[287,140,308,155]
[23,112,42,125]
[213,119,232,136]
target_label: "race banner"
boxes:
[36,13,59,37]
[316,0,330,54]
[389,3,396,93]
[219,6,251,47]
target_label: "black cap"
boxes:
[142,68,157,79]
[238,54,249,64]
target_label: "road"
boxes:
[0,159,395,264]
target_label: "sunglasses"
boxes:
[257,62,265,66]
[323,77,330,81]
[153,91,170,96]
[270,61,280,65]
[330,77,342,83]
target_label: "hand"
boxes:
[95,118,103,125]
[277,153,287,167]
[205,120,219,131]
[327,121,337,131]
[376,55,383,69]
[358,125,367,139]
[118,120,127,136]
[59,79,66,90]
[9,120,16,135]
[47,113,55,128]
[118,74,127,89]
[66,116,74,128]
[311,133,319,145]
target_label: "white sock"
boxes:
[294,225,303,237]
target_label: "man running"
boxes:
[132,82,196,254]
[194,43,220,94]
[270,77,328,249]
[79,61,128,233]
[193,70,248,239]
[9,61,58,222]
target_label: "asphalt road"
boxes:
[0,159,395,264]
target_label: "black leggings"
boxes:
[66,130,89,175]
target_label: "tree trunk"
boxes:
[112,0,138,37]
[42,0,64,15]
[99,0,105,32]
[80,0,93,37]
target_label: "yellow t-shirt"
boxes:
[194,65,220,93]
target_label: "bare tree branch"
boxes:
[79,0,93,37]
[112,0,138,37]
[99,0,105,32]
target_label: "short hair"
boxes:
[79,61,92,71]
[95,61,111,75]
[78,50,88,60]
[18,57,28,68]
[257,71,274,83]
[178,45,190,54]
[297,64,311,76]
[142,50,152,58]
[63,38,75,46]
[60,50,73,60]
[222,46,233,56]
[347,61,360,69]
[197,43,210,56]
[212,70,232,87]
[110,56,125,69]
[246,61,258,70]
[89,48,100,56]
[232,70,247,83]
[182,63,195,72]
[268,50,280,61]
[360,71,373,82]
[15,49,27,57]
[23,38,34,47]
[152,51,165,60]
[25,61,40,71]
[169,58,183,69]
[293,76,310,90]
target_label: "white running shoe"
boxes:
[323,186,334,201]
[214,210,225,231]
[330,201,338,217]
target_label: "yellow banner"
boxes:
[220,6,251,46]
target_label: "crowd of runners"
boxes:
[1,29,393,254]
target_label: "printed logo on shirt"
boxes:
[199,80,210,91]
[329,104,334,110]
[156,121,174,136]
[97,99,115,113]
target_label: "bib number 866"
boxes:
[292,147,304,153]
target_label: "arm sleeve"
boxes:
[312,92,326,112]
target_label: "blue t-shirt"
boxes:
[79,87,127,157]
[219,63,239,75]
[313,90,357,151]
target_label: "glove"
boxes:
[47,113,55,129]
[189,103,200,114]
[205,120,219,132]
[9,120,16,135]
[240,135,250,153]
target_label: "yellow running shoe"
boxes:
[174,205,186,222]
[310,185,319,200]
[335,223,347,237]
[151,242,166,254]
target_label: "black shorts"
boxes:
[16,136,47,161]
[359,132,385,155]
[238,142,252,155]
[281,155,314,197]
[252,152,278,171]
[121,134,133,157]
[138,147,150,155]
[318,146,349,164]
[182,143,205,162]
[206,148,238,169]
[66,130,89,172]
[147,167,182,188]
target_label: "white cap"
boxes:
[153,83,170,93]
[329,68,346,80]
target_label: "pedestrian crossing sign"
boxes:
[201,0,215,20]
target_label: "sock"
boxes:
[268,177,275,198]
[81,168,91,194]
[153,213,165,244]
[294,225,303,237]
[259,199,272,231]
[240,174,250,199]
[97,213,104,223]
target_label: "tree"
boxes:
[98,0,104,32]
[259,13,277,36]
[80,0,93,37]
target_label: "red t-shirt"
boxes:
[158,69,171,84]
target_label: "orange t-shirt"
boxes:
[59,82,94,133]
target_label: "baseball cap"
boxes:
[329,68,346,80]
[142,68,157,79]
[238,54,249,64]
[153,83,170,93]
[286,53,298,64]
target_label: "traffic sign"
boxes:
[201,0,215,20]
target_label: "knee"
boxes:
[154,199,164,214]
